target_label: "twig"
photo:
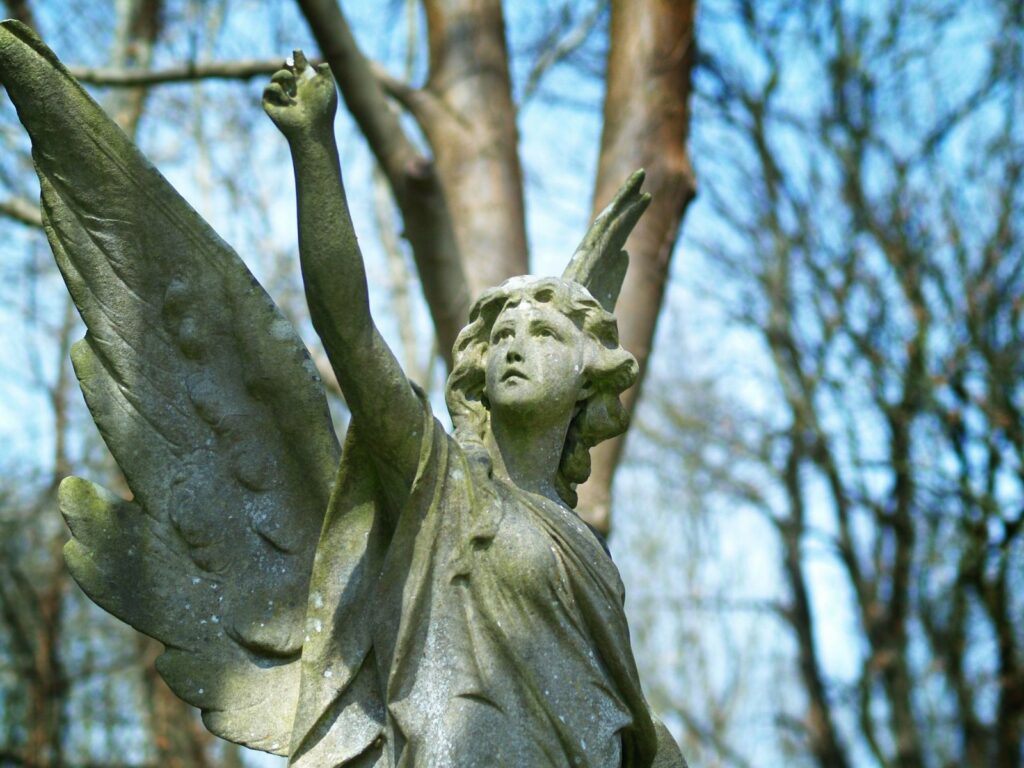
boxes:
[521,0,607,103]
[0,196,42,227]
[66,58,298,86]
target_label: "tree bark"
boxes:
[297,0,470,367]
[2,549,66,768]
[138,637,214,768]
[576,0,698,533]
[418,0,529,298]
[2,0,35,28]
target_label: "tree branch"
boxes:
[779,440,851,768]
[370,60,425,114]
[576,0,698,533]
[2,0,35,28]
[66,58,292,86]
[0,196,42,227]
[420,0,529,296]
[521,0,607,103]
[296,0,469,368]
[674,706,756,768]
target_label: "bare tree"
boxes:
[0,0,698,762]
[641,0,1024,764]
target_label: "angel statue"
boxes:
[0,20,686,768]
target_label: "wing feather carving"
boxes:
[0,20,339,755]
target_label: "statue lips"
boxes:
[500,367,527,383]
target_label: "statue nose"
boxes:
[506,347,524,363]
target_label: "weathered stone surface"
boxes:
[0,20,686,767]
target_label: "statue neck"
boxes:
[486,413,571,506]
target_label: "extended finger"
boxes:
[292,49,309,74]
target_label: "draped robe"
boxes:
[288,396,685,767]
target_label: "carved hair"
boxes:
[445,276,638,508]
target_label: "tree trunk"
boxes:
[419,0,529,297]
[297,0,470,367]
[138,637,214,768]
[18,541,66,768]
[576,0,698,533]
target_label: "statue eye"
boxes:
[492,327,513,342]
[536,326,559,340]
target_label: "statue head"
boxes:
[446,276,638,507]
[446,170,650,508]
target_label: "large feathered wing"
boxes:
[0,21,340,754]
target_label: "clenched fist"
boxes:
[262,50,337,141]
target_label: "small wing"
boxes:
[562,169,651,312]
[0,21,339,754]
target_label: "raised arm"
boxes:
[263,53,422,501]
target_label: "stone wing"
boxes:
[0,20,339,755]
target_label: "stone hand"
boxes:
[262,50,338,140]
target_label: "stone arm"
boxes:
[264,54,422,502]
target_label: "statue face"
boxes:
[484,298,588,425]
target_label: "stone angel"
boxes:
[0,20,685,768]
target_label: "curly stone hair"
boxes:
[445,276,638,508]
